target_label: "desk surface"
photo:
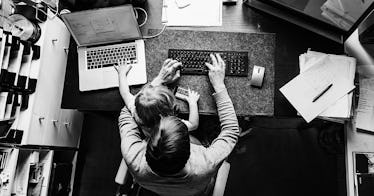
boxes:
[61,0,343,116]
[145,29,275,116]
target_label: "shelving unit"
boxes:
[0,3,83,195]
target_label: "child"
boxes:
[114,59,200,138]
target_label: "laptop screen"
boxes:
[61,5,142,47]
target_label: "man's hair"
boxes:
[145,116,190,175]
[134,84,176,128]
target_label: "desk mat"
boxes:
[145,29,275,116]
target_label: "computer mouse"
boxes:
[250,65,265,88]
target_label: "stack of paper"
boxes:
[280,50,356,123]
[300,51,356,119]
[321,0,355,30]
[162,0,222,26]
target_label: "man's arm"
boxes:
[206,88,239,163]
[204,54,239,165]
[150,59,182,86]
[118,106,144,169]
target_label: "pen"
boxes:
[312,83,333,103]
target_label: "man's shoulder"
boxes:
[188,145,219,173]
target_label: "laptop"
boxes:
[61,5,147,91]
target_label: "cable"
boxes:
[48,1,59,19]
[142,24,167,39]
[134,7,147,27]
[133,7,166,39]
[38,0,60,19]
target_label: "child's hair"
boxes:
[134,84,176,129]
[145,116,190,175]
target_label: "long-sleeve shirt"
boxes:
[119,89,239,196]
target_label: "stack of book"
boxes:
[321,0,373,30]
[321,0,355,30]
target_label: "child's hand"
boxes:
[114,59,132,77]
[186,89,200,104]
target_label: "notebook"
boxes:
[61,5,147,92]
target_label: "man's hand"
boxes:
[151,59,182,86]
[114,59,132,78]
[205,53,226,92]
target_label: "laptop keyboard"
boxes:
[86,44,137,70]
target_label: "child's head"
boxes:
[134,84,176,135]
[145,116,190,175]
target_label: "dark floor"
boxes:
[72,112,346,196]
[226,117,346,196]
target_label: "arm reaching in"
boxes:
[204,53,239,165]
[185,88,200,131]
[114,60,135,110]
[151,59,182,86]
[205,54,226,93]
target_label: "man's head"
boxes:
[145,116,190,175]
[134,84,177,136]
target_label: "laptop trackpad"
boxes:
[102,70,118,87]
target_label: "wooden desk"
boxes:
[62,0,343,116]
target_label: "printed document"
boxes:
[164,0,222,26]
[356,78,374,132]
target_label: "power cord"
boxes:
[133,7,167,39]
[134,7,147,27]
[142,24,167,39]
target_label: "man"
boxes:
[118,54,239,196]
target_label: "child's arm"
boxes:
[114,60,135,110]
[185,89,200,131]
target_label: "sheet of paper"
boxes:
[165,0,222,26]
[281,55,355,122]
[299,51,356,118]
[356,78,374,132]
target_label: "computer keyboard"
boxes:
[86,44,137,70]
[168,49,249,77]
